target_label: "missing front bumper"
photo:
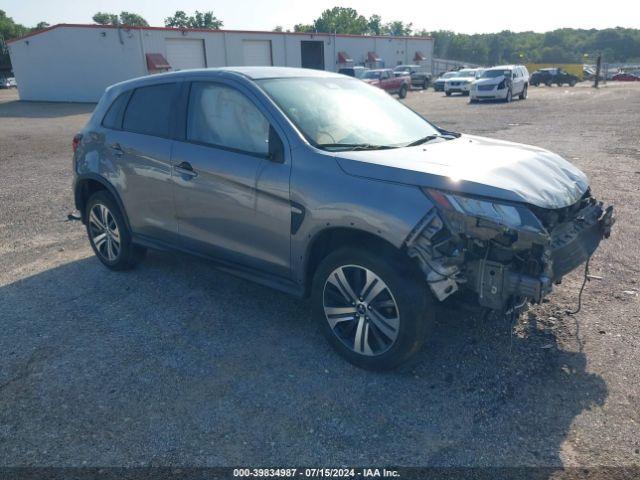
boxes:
[406,200,615,311]
[473,202,614,309]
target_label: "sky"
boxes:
[2,0,638,34]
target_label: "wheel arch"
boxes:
[74,174,131,232]
[302,226,415,297]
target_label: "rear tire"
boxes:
[311,247,433,370]
[85,191,146,271]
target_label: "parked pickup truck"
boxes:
[393,65,432,90]
[362,69,410,98]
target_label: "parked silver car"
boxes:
[73,67,614,370]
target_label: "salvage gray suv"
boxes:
[72,67,614,370]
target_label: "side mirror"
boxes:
[268,125,285,164]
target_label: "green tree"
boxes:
[164,10,223,29]
[92,11,148,27]
[118,12,149,27]
[383,21,412,36]
[367,15,383,35]
[293,23,314,33]
[1,10,28,39]
[273,26,283,32]
[92,12,118,25]
[312,7,368,34]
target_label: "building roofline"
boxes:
[6,23,433,45]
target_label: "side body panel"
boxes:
[287,147,434,286]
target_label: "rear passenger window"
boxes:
[102,92,130,130]
[122,83,177,137]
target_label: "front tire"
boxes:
[311,247,433,370]
[519,84,528,100]
[505,88,513,102]
[85,191,146,270]
[398,84,408,99]
[445,91,452,97]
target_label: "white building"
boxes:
[7,24,434,102]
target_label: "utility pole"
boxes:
[594,53,602,88]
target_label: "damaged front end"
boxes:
[405,188,615,312]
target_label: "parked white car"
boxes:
[444,69,481,96]
[1,77,17,89]
[470,65,529,103]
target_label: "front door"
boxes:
[171,81,292,277]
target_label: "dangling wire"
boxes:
[567,256,591,315]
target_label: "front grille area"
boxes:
[529,190,592,230]
[478,84,494,91]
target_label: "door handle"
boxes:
[174,161,198,178]
[110,143,124,156]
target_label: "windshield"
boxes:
[362,71,381,79]
[394,66,411,72]
[440,72,457,79]
[480,69,511,79]
[455,70,477,78]
[258,77,440,150]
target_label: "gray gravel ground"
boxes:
[0,83,639,468]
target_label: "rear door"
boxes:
[171,80,292,277]
[104,82,180,241]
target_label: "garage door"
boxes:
[165,39,206,71]
[243,40,272,66]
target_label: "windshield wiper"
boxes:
[404,134,444,147]
[317,143,398,151]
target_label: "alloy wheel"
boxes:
[88,203,121,262]
[322,265,400,356]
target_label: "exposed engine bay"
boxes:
[405,188,615,312]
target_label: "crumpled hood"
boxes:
[335,134,589,209]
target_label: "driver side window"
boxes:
[187,82,270,156]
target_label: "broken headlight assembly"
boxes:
[406,188,554,310]
[423,188,544,234]
[408,187,614,312]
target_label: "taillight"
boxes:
[72,133,82,153]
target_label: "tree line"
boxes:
[2,7,639,73]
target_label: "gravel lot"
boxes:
[1,83,639,469]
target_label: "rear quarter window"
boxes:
[101,91,131,130]
[122,83,178,137]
